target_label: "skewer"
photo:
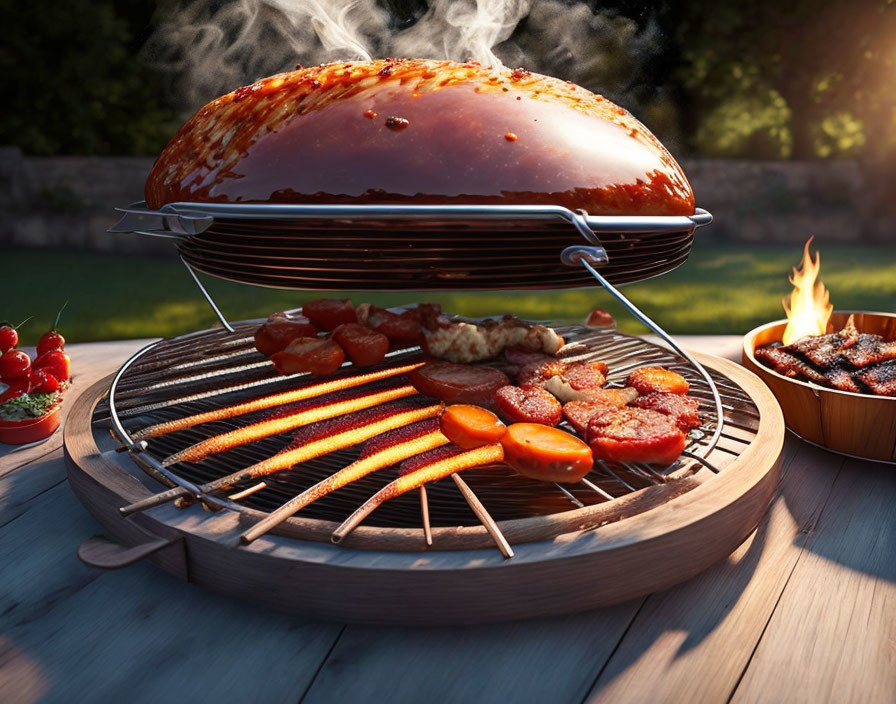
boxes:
[132,362,423,439]
[238,426,449,544]
[419,487,433,547]
[120,402,444,516]
[580,477,615,501]
[228,482,267,501]
[451,474,514,559]
[332,443,505,544]
[160,384,418,466]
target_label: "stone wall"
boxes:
[0,147,889,255]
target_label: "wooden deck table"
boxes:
[1,337,893,704]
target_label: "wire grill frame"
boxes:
[98,320,756,553]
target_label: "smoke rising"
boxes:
[144,1,658,114]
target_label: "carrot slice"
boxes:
[500,422,593,483]
[439,404,506,449]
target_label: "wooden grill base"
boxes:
[65,353,783,625]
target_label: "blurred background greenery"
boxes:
[1,0,894,343]
[5,244,895,345]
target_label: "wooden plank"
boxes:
[0,339,152,476]
[297,437,799,704]
[731,458,896,704]
[300,601,644,704]
[582,438,843,703]
[0,454,342,703]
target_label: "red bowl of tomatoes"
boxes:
[0,404,61,444]
[0,318,71,445]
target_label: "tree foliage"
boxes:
[0,0,177,155]
[668,0,896,161]
[1,0,894,162]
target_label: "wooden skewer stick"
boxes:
[420,486,433,547]
[161,384,418,466]
[451,474,514,559]
[239,429,449,544]
[131,362,423,440]
[228,482,267,501]
[331,443,505,544]
[119,403,444,516]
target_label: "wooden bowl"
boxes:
[743,311,896,464]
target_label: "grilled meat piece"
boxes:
[756,317,896,396]
[494,385,563,426]
[587,407,686,467]
[423,316,563,363]
[823,366,862,393]
[788,317,896,369]
[842,335,896,367]
[626,367,690,395]
[562,388,639,435]
[632,392,701,431]
[542,361,608,403]
[856,361,896,397]
[754,345,830,384]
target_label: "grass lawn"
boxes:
[4,244,895,345]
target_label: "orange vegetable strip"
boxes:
[133,362,423,439]
[332,443,505,543]
[161,384,418,466]
[240,428,449,543]
[120,402,444,516]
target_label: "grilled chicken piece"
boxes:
[423,316,563,363]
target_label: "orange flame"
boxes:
[782,237,833,345]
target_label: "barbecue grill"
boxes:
[63,196,784,624]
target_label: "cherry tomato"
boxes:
[0,350,31,379]
[31,368,61,394]
[331,323,389,367]
[0,325,17,353]
[33,349,70,382]
[254,314,319,356]
[271,338,345,376]
[36,330,66,356]
[0,377,31,403]
[301,299,357,331]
